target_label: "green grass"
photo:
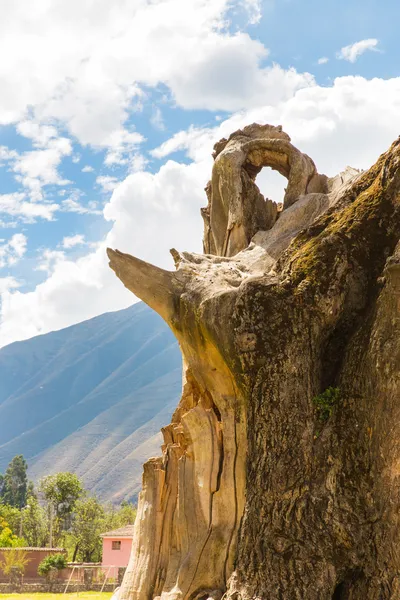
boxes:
[0,593,113,600]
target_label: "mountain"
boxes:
[0,302,181,503]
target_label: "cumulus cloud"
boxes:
[0,158,208,346]
[130,153,149,173]
[62,234,86,249]
[0,146,18,163]
[0,193,59,222]
[0,276,21,295]
[13,121,73,200]
[36,249,66,274]
[0,4,398,348]
[0,233,27,268]
[241,0,262,24]
[318,57,329,65]
[0,0,313,146]
[96,176,120,193]
[61,197,101,215]
[337,39,379,63]
[12,139,72,201]
[3,74,400,347]
[82,165,94,173]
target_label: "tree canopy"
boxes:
[0,455,28,509]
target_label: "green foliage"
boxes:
[1,456,28,509]
[0,505,21,537]
[21,495,49,547]
[37,554,67,577]
[66,496,137,562]
[313,387,341,423]
[0,466,136,562]
[39,472,83,520]
[0,515,25,548]
[39,472,83,544]
[0,549,30,576]
[70,496,105,562]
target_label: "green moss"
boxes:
[313,387,341,423]
[286,142,400,291]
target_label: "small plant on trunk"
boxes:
[313,386,341,423]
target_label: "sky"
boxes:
[0,0,399,347]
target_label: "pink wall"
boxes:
[102,537,133,578]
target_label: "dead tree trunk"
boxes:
[108,124,400,600]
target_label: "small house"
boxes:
[101,525,134,579]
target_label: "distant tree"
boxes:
[1,456,28,508]
[39,472,83,544]
[101,499,137,534]
[21,495,49,547]
[0,474,5,499]
[0,505,21,537]
[71,496,105,562]
[26,481,36,500]
[0,515,25,548]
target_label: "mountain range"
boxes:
[0,302,181,503]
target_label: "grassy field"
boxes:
[0,593,113,600]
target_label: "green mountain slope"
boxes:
[0,302,181,502]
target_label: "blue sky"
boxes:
[0,0,399,346]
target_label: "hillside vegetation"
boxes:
[0,303,181,503]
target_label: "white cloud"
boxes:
[0,146,18,163]
[13,122,73,200]
[103,129,145,166]
[0,0,313,151]
[82,165,94,173]
[318,57,329,65]
[96,176,120,193]
[16,121,59,147]
[0,3,398,349]
[0,276,21,295]
[240,0,262,25]
[169,47,314,112]
[0,193,59,222]
[61,197,101,215]
[36,249,66,274]
[0,157,207,346]
[130,153,149,173]
[337,39,379,63]
[60,190,101,216]
[152,75,400,178]
[0,233,27,268]
[62,234,86,249]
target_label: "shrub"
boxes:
[37,553,67,578]
[0,549,30,576]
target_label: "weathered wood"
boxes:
[108,125,400,600]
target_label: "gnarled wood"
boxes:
[202,123,328,257]
[109,126,400,600]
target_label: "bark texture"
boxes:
[108,124,400,600]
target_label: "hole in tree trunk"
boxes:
[332,582,346,599]
[332,570,364,599]
[254,167,287,207]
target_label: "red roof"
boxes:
[100,525,134,538]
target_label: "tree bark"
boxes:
[108,125,400,600]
